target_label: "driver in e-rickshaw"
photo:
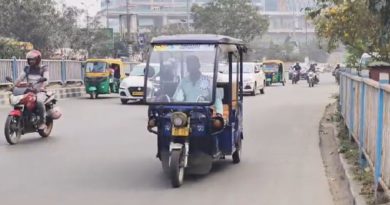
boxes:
[172,55,224,117]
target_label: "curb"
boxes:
[339,149,368,205]
[0,86,86,107]
[331,121,367,205]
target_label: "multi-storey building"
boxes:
[97,0,316,44]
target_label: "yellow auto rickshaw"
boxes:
[262,60,286,86]
[84,59,126,99]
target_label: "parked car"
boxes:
[119,63,160,104]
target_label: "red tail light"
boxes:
[9,110,22,117]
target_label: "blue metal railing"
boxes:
[0,58,138,85]
[339,70,390,196]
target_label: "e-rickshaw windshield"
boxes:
[145,44,217,105]
[86,62,107,73]
[263,64,278,72]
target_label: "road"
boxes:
[0,74,337,205]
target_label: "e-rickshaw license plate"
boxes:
[132,91,144,96]
[172,127,189,137]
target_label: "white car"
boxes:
[119,63,160,104]
[235,62,266,96]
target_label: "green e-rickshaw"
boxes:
[262,60,286,86]
[84,59,125,99]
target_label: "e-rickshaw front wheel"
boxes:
[170,148,185,188]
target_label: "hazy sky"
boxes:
[57,0,101,15]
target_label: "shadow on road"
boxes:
[0,134,57,146]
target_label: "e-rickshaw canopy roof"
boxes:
[151,34,245,45]
[86,58,124,65]
[262,60,284,65]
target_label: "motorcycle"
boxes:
[307,71,319,87]
[4,76,62,145]
[291,71,300,84]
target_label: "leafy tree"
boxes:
[0,38,26,59]
[0,0,61,55]
[306,0,390,64]
[192,0,269,42]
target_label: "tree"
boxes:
[192,0,269,42]
[369,0,390,45]
[0,38,26,59]
[0,0,81,57]
[306,0,390,64]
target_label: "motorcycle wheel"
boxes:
[38,119,53,138]
[4,116,22,145]
[89,93,95,99]
[170,148,185,188]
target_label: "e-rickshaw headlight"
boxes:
[171,112,188,127]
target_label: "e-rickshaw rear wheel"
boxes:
[170,148,185,188]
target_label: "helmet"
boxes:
[26,50,42,66]
[48,107,62,120]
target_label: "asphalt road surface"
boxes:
[0,73,337,205]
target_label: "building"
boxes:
[97,0,316,44]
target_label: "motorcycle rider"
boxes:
[15,50,49,131]
[333,64,341,84]
[333,64,340,76]
[293,62,302,80]
[308,63,319,83]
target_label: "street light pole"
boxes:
[106,0,110,29]
[126,0,130,41]
[126,0,132,59]
[186,0,190,31]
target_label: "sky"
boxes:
[57,0,101,16]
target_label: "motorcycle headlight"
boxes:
[171,112,188,127]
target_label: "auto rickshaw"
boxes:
[84,59,126,99]
[145,34,246,188]
[262,60,286,86]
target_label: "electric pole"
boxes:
[186,0,190,31]
[106,0,110,29]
